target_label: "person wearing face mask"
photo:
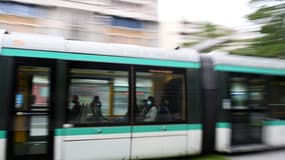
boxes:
[144,96,158,122]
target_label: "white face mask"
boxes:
[147,100,152,106]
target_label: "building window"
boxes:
[135,67,186,123]
[111,16,142,29]
[0,2,46,18]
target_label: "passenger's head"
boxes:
[93,96,99,102]
[146,96,155,106]
[72,95,79,103]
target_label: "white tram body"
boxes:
[1,31,285,160]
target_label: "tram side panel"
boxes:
[186,69,203,155]
[57,62,132,160]
[54,61,68,160]
[61,128,131,160]
[131,66,190,159]
[215,71,232,153]
[0,138,5,160]
[0,57,15,160]
[264,122,285,147]
[131,67,203,159]
[262,75,285,147]
[51,59,202,160]
[56,63,203,159]
[0,58,7,160]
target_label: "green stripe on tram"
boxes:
[2,48,200,69]
[263,120,285,126]
[215,64,285,76]
[132,125,166,133]
[0,131,6,139]
[55,126,131,136]
[55,124,202,136]
[216,121,285,127]
[188,123,202,130]
[133,124,201,133]
[216,122,231,128]
[167,124,187,131]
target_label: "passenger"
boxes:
[157,98,172,121]
[144,96,158,122]
[69,95,81,122]
[90,96,106,120]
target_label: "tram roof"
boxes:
[1,32,200,63]
[209,51,285,75]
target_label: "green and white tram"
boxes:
[0,31,202,160]
[1,30,285,160]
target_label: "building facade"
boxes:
[0,0,158,47]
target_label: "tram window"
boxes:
[15,66,50,110]
[248,79,266,108]
[67,68,129,124]
[135,68,186,123]
[230,76,266,109]
[230,77,248,109]
[268,79,285,119]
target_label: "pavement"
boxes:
[228,150,285,160]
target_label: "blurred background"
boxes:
[1,1,285,160]
[0,0,159,47]
[0,0,284,56]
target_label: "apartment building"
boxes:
[0,0,158,47]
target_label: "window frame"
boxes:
[227,72,269,111]
[134,65,188,125]
[65,61,189,127]
[227,72,285,119]
[66,61,132,127]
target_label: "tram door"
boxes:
[8,64,54,160]
[230,77,265,146]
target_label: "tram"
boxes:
[0,31,202,160]
[0,30,285,160]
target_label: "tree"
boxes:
[233,0,285,57]
[180,21,233,49]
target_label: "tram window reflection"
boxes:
[230,77,248,109]
[15,66,50,110]
[135,68,186,123]
[66,68,129,124]
[230,76,266,110]
[248,79,266,108]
